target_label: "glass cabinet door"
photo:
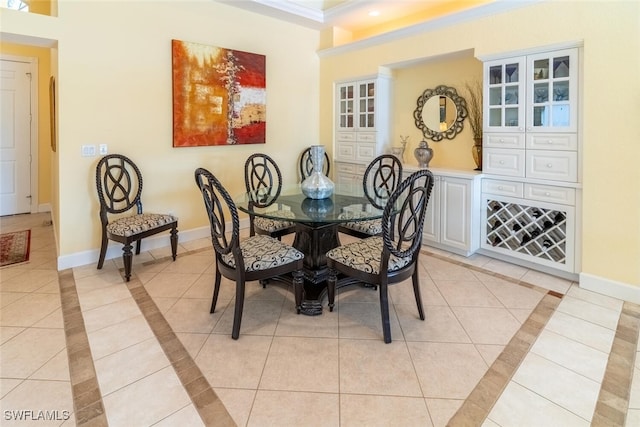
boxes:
[526,49,577,132]
[337,82,355,130]
[484,57,526,132]
[357,80,376,130]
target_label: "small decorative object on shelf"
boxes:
[399,135,410,161]
[465,80,483,171]
[414,140,433,168]
[391,146,403,158]
[301,145,334,199]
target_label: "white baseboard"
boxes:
[57,218,250,271]
[579,272,640,304]
[37,203,51,213]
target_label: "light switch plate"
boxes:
[81,145,96,157]
[99,144,108,155]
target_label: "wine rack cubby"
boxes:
[485,199,567,264]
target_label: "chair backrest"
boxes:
[381,169,435,265]
[244,153,282,208]
[299,147,330,181]
[194,167,240,261]
[96,154,143,216]
[363,154,403,210]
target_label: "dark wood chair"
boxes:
[299,146,330,182]
[194,167,305,339]
[244,153,296,240]
[339,154,403,238]
[95,154,178,282]
[326,169,435,343]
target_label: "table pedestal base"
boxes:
[291,222,341,315]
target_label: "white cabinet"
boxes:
[334,75,391,168]
[480,46,581,276]
[405,167,482,256]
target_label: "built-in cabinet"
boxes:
[405,166,482,256]
[480,46,581,275]
[334,75,392,184]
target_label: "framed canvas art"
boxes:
[172,40,266,146]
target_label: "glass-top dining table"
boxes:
[235,183,386,315]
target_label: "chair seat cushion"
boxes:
[326,236,411,274]
[222,235,303,272]
[341,219,382,236]
[107,213,177,237]
[254,210,295,232]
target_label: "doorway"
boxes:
[0,56,38,216]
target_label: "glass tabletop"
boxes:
[235,183,386,224]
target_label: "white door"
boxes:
[0,59,33,215]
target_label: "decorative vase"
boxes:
[301,145,335,199]
[472,137,483,171]
[414,140,433,168]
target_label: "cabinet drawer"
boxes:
[484,133,525,149]
[524,183,576,205]
[337,132,355,142]
[526,133,578,150]
[482,179,524,198]
[356,143,376,162]
[335,162,357,174]
[526,150,577,182]
[483,148,525,177]
[336,142,356,162]
[357,132,377,142]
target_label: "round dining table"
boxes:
[235,183,387,315]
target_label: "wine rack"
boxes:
[485,199,567,264]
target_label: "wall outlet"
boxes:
[81,145,96,157]
[99,144,108,155]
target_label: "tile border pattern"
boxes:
[592,301,640,426]
[124,272,236,426]
[58,268,108,426]
[58,247,638,427]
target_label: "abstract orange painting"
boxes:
[172,40,266,146]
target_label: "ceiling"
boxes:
[215,0,495,38]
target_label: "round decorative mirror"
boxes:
[413,85,468,141]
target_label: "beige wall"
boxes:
[2,1,639,291]
[0,42,53,209]
[319,1,640,288]
[2,1,320,257]
[391,53,482,169]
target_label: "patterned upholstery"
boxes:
[222,235,304,272]
[326,236,412,274]
[106,213,177,237]
[254,210,295,233]
[341,219,382,236]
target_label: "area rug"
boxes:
[0,229,31,267]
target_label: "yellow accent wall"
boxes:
[0,42,52,208]
[2,1,639,291]
[320,0,640,287]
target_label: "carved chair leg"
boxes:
[379,282,392,343]
[412,268,425,320]
[327,268,337,312]
[210,266,222,313]
[122,243,133,282]
[292,270,304,314]
[231,279,246,340]
[170,227,178,261]
[97,232,108,269]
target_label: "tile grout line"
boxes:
[58,268,108,426]
[592,301,640,426]
[446,291,563,426]
[124,269,237,427]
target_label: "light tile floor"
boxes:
[1,212,639,426]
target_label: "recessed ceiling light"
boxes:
[368,10,380,17]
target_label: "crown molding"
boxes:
[318,0,544,57]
